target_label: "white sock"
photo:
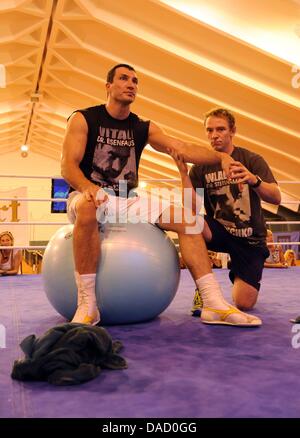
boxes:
[195,273,228,310]
[75,272,97,313]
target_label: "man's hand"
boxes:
[82,184,108,208]
[229,161,257,185]
[219,153,234,179]
[168,149,189,177]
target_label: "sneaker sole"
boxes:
[201,319,262,327]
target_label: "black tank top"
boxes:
[70,105,150,196]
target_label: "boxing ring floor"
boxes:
[0,268,299,419]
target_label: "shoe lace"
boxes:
[78,289,89,306]
[193,289,203,307]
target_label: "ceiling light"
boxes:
[20,144,29,158]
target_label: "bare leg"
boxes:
[71,196,100,325]
[158,206,261,326]
[157,206,215,280]
[73,197,99,274]
[159,221,212,280]
[232,278,258,310]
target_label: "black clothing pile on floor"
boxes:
[11,323,127,385]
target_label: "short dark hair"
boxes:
[204,108,236,130]
[106,64,136,83]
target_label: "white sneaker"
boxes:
[201,305,262,327]
[71,305,100,325]
[71,289,100,325]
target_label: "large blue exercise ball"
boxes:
[42,223,180,325]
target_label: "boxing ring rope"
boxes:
[1,174,300,183]
[1,197,300,205]
[2,241,300,251]
[3,221,299,225]
[0,198,67,202]
[1,246,47,249]
[3,222,68,225]
[0,174,55,179]
[3,241,300,248]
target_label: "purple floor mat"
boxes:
[0,268,299,418]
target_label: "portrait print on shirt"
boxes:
[205,169,252,238]
[91,125,137,195]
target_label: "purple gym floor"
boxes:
[0,268,299,418]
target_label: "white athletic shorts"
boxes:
[67,189,172,225]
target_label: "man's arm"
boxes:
[61,112,105,207]
[148,122,233,176]
[253,182,281,205]
[170,150,198,214]
[229,161,281,205]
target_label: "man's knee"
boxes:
[233,292,258,311]
[234,300,256,311]
[232,278,259,310]
[76,198,97,225]
[175,207,204,235]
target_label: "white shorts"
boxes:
[67,189,171,225]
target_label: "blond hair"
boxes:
[0,231,14,244]
[284,249,296,266]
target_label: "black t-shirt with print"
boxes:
[189,146,277,244]
[70,105,150,196]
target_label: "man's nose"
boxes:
[112,158,122,171]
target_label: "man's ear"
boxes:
[105,82,111,98]
[231,126,236,136]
